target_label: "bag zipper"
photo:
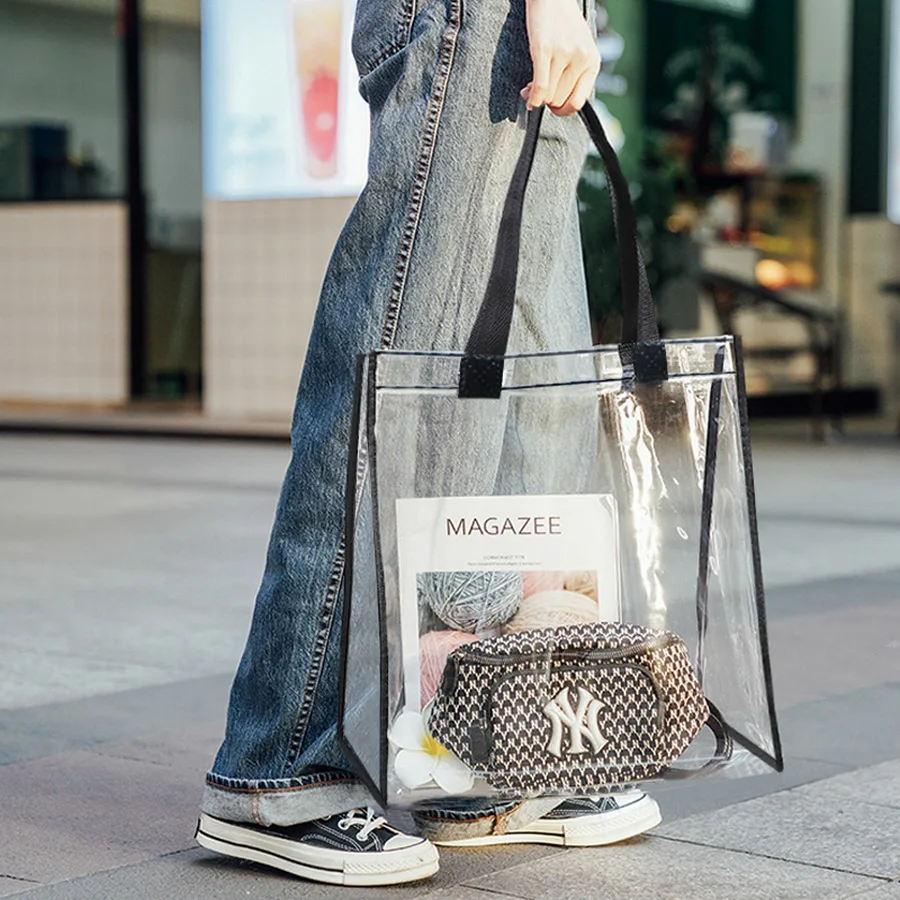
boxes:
[437,632,678,703]
[456,633,677,667]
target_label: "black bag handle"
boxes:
[659,700,734,781]
[459,102,661,398]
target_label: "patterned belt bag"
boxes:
[427,622,732,794]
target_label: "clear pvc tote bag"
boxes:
[338,103,783,807]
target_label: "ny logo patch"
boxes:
[543,686,608,758]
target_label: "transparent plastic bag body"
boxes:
[338,336,783,807]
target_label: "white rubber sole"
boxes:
[434,794,662,848]
[195,814,440,886]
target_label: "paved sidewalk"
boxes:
[0,434,898,898]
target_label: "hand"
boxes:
[522,0,601,117]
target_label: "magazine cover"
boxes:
[395,494,620,711]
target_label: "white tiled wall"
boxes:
[0,202,128,405]
[203,197,355,422]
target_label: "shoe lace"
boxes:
[337,807,388,842]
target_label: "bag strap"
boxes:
[659,699,734,781]
[459,102,660,398]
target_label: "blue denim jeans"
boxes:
[203,0,593,839]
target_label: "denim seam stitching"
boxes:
[379,0,463,350]
[206,770,347,788]
[206,776,358,795]
[281,536,347,774]
[280,0,463,778]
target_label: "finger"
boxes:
[550,68,597,117]
[531,53,565,109]
[538,55,566,109]
[529,50,551,109]
[550,62,580,111]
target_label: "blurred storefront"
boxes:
[0,0,202,411]
[1,0,900,434]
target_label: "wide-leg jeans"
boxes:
[203,0,595,840]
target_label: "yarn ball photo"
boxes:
[503,589,599,634]
[564,570,599,602]
[521,570,567,598]
[417,571,523,634]
[419,630,480,707]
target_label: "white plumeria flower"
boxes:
[389,710,474,794]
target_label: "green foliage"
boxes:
[577,140,686,336]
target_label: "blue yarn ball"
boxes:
[417,571,523,633]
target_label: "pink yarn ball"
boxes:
[419,630,480,708]
[521,571,567,599]
[504,590,599,635]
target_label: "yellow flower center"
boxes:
[421,734,450,758]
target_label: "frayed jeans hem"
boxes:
[201,771,561,839]
[202,772,372,828]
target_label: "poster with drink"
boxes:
[202,0,369,199]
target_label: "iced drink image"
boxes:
[290,0,342,179]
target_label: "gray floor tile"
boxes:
[657,790,900,878]
[788,759,900,809]
[0,750,202,883]
[848,884,900,899]
[426,890,518,900]
[193,844,564,899]
[424,844,564,893]
[764,569,900,619]
[426,890,512,900]
[758,518,900,591]
[0,435,289,490]
[86,722,223,771]
[0,845,562,900]
[0,441,278,712]
[767,601,900,708]
[0,878,40,898]
[0,649,186,717]
[464,835,880,900]
[750,443,900,591]
[0,674,230,766]
[751,442,900,527]
[778,683,900,768]
[649,756,848,822]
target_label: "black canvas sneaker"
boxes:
[434,791,661,848]
[195,807,439,886]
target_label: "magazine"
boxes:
[395,494,620,711]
